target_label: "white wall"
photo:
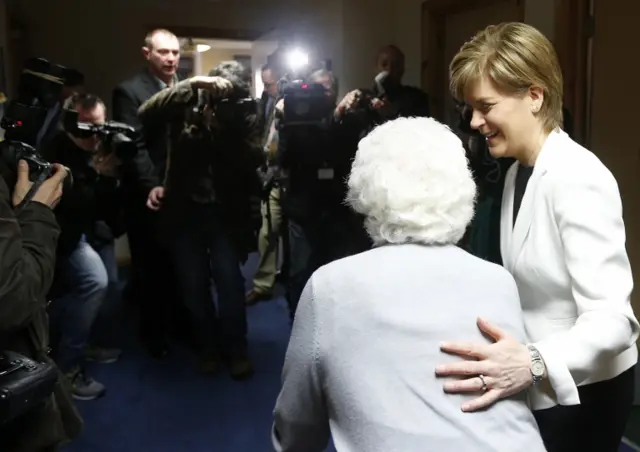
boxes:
[393,0,424,87]
[341,0,395,92]
[251,28,282,97]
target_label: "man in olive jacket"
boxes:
[139,61,263,379]
[0,159,82,451]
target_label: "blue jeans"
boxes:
[167,202,247,354]
[88,238,122,347]
[50,237,109,372]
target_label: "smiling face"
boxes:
[449,23,565,164]
[464,76,545,161]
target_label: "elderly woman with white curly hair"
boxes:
[271,117,546,452]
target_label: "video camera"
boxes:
[281,80,334,127]
[0,58,75,192]
[196,92,257,125]
[266,46,336,127]
[62,109,139,161]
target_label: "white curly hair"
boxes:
[346,116,476,246]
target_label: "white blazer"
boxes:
[500,129,639,410]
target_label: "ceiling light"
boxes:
[196,44,211,53]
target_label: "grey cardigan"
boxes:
[272,243,546,452]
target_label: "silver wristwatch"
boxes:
[527,345,546,385]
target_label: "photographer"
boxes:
[139,60,262,380]
[277,69,370,317]
[0,160,82,450]
[334,45,431,137]
[42,93,124,401]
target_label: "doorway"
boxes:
[177,37,253,80]
[588,0,640,375]
[146,26,282,98]
[421,0,525,124]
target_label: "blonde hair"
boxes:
[449,22,563,132]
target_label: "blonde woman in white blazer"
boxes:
[435,22,639,452]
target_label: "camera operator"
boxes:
[139,60,262,380]
[334,45,431,134]
[0,160,83,449]
[42,93,124,401]
[245,63,284,305]
[277,69,371,318]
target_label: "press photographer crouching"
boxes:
[0,58,82,451]
[276,69,371,318]
[139,60,262,379]
[42,93,130,401]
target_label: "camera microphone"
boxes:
[374,71,390,99]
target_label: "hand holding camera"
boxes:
[190,76,234,99]
[12,160,69,209]
[335,89,363,118]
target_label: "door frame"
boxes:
[421,0,526,121]
[553,0,592,146]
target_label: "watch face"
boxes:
[532,361,545,376]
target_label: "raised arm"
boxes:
[137,79,198,124]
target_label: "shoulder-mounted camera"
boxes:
[62,109,139,161]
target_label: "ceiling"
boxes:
[179,38,253,50]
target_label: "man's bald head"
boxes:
[377,45,405,84]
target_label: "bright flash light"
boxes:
[286,49,308,71]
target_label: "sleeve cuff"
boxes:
[532,339,581,406]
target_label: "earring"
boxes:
[532,105,539,113]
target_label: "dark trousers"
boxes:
[125,207,176,344]
[534,366,635,452]
[287,209,370,316]
[167,202,247,355]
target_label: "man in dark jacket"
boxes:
[139,61,262,380]
[0,158,82,451]
[111,28,180,357]
[373,44,431,118]
[43,93,123,401]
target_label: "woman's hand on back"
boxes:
[435,317,534,412]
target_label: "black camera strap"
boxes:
[14,171,50,214]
